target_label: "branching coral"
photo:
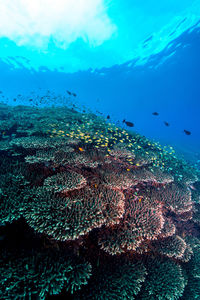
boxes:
[139,257,187,300]
[24,186,125,241]
[75,258,147,300]
[0,161,30,225]
[25,148,56,164]
[151,235,187,259]
[182,237,200,299]
[43,171,87,193]
[98,196,164,255]
[0,247,91,300]
[193,203,200,225]
[159,217,176,238]
[0,181,25,225]
[102,171,137,190]
[10,136,55,149]
[152,183,193,214]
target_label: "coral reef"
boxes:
[0,102,200,299]
[0,232,91,300]
[181,237,200,299]
[74,258,147,300]
[138,257,187,299]
[23,186,124,241]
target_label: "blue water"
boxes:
[0,24,200,166]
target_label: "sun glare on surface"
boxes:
[0,0,116,49]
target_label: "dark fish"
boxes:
[143,35,153,44]
[107,115,110,119]
[67,90,72,95]
[123,120,134,127]
[152,112,159,116]
[72,93,77,97]
[184,130,191,135]
[164,121,170,126]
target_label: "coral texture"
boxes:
[0,103,200,299]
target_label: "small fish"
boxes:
[152,112,159,116]
[67,90,72,95]
[184,130,191,135]
[164,121,170,126]
[97,111,103,115]
[72,93,77,97]
[123,120,134,127]
[107,115,110,119]
[78,147,84,152]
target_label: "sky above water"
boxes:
[0,0,200,71]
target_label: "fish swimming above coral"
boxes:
[123,119,134,127]
[67,90,72,95]
[184,129,191,135]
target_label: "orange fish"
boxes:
[138,196,143,203]
[78,147,84,152]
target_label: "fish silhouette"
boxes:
[184,130,191,135]
[123,120,134,127]
[164,121,170,126]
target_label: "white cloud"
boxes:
[0,0,116,49]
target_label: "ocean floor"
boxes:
[0,103,200,299]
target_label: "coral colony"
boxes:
[0,100,200,299]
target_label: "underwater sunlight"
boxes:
[0,1,200,299]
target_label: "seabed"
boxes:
[0,102,200,299]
